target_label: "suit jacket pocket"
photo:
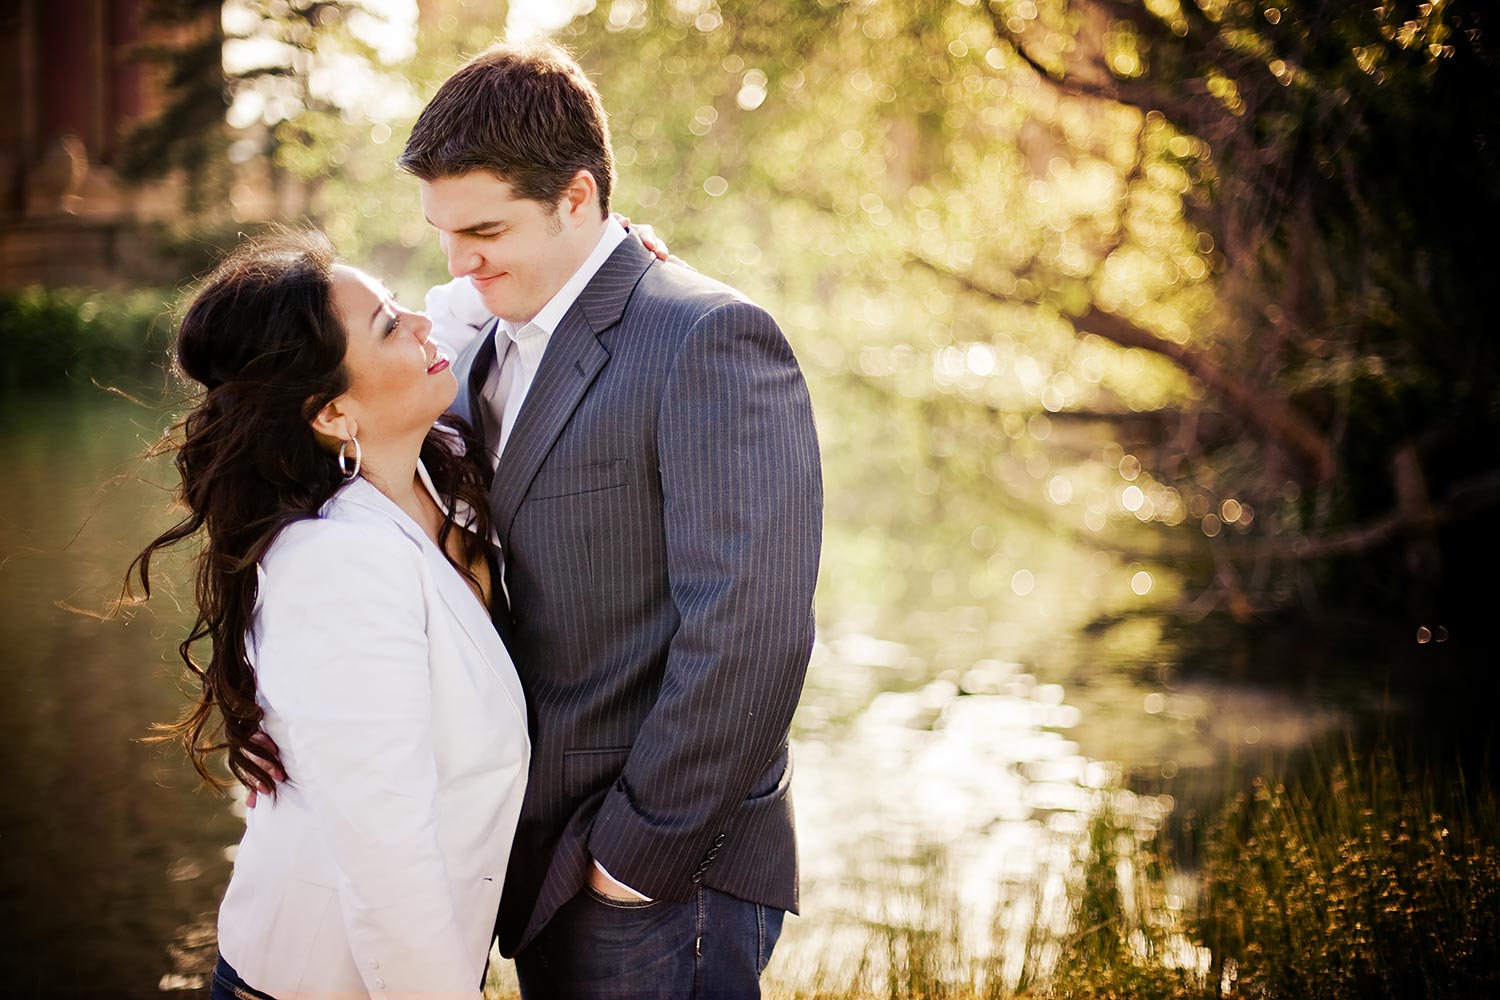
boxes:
[563,745,633,799]
[744,743,793,806]
[527,459,630,501]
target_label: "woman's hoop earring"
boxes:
[337,436,362,480]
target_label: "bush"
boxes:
[1194,754,1500,1000]
[0,286,176,390]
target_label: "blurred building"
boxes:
[0,0,187,289]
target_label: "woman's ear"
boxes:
[310,397,357,448]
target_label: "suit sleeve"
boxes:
[255,523,481,998]
[586,300,823,899]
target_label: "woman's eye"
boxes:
[386,314,401,338]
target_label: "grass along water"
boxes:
[675,748,1500,1000]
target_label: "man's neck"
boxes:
[512,215,614,328]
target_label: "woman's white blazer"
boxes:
[216,471,529,999]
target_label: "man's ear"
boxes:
[560,169,599,223]
[310,396,357,447]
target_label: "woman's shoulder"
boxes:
[259,507,422,590]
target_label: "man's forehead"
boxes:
[419,171,522,213]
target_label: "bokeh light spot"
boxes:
[1011,569,1036,597]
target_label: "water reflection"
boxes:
[0,390,242,993]
[772,644,1180,990]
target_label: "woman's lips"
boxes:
[426,351,450,375]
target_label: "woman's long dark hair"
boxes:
[129,231,493,793]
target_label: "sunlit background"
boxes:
[2,1,1497,996]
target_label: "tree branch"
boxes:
[910,255,1338,482]
[1265,470,1500,560]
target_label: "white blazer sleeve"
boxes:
[255,522,480,998]
[425,277,492,359]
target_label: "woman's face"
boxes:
[328,265,456,447]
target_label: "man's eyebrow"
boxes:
[424,216,509,235]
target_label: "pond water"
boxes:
[0,386,1486,996]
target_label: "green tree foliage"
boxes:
[0,288,174,389]
[988,0,1500,618]
[121,0,394,218]
[118,0,229,209]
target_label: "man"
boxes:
[401,43,823,998]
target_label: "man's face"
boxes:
[419,171,588,324]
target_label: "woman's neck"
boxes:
[355,438,438,537]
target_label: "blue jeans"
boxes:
[209,956,277,1000]
[515,884,784,1000]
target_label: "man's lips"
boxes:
[470,272,505,290]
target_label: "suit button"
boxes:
[366,959,380,970]
[371,976,386,989]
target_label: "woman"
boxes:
[129,231,527,999]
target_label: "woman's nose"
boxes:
[412,313,433,344]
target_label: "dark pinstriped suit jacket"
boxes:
[450,234,823,958]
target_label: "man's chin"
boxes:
[479,292,525,323]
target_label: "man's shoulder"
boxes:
[630,261,768,327]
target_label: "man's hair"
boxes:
[398,42,614,217]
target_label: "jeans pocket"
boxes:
[584,884,661,911]
[757,904,786,974]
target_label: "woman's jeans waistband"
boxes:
[210,955,278,1000]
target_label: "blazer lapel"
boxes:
[488,237,656,546]
[334,477,527,719]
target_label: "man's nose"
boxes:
[446,239,479,279]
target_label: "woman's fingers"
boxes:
[611,211,672,261]
[240,730,285,807]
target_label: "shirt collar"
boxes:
[499,217,629,343]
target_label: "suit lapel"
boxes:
[488,237,656,546]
